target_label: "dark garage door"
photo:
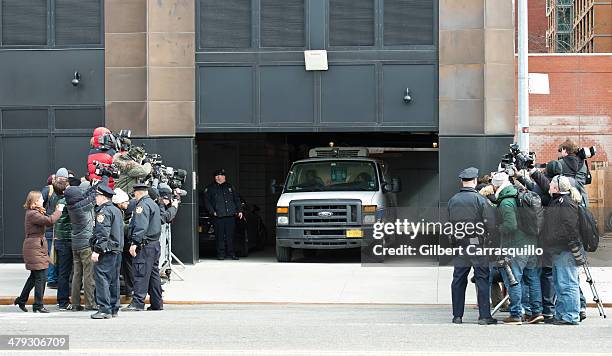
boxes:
[196,0,438,132]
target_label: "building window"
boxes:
[329,0,375,46]
[384,0,434,45]
[55,0,102,45]
[199,0,251,48]
[261,0,305,47]
[1,0,47,46]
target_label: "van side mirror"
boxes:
[391,178,401,193]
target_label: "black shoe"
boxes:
[580,311,587,322]
[90,311,111,319]
[217,256,225,260]
[47,283,57,289]
[231,256,239,260]
[121,304,144,312]
[146,306,164,311]
[478,317,498,325]
[72,305,84,312]
[552,319,578,326]
[33,306,50,313]
[14,298,27,312]
[452,317,462,324]
[85,305,98,311]
[58,304,72,311]
[543,316,555,324]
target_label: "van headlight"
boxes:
[277,216,289,225]
[363,215,376,225]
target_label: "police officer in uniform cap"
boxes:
[204,169,243,260]
[448,167,498,325]
[90,184,124,319]
[121,183,163,311]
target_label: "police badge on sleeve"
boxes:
[97,214,105,223]
[136,206,143,214]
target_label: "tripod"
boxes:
[581,261,607,318]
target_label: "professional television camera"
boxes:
[143,153,188,199]
[500,143,536,175]
[93,160,120,179]
[98,129,132,152]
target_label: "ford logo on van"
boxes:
[318,211,334,217]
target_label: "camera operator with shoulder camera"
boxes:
[541,175,581,325]
[87,127,117,188]
[491,172,543,325]
[113,146,152,194]
[448,167,497,325]
[557,139,592,207]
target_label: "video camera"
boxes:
[98,129,132,152]
[93,160,120,179]
[500,143,536,175]
[144,154,188,199]
[496,257,519,287]
[577,146,597,160]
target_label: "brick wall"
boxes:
[515,54,612,164]
[515,0,548,53]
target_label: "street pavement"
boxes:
[2,246,612,305]
[0,304,611,355]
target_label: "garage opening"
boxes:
[196,132,439,261]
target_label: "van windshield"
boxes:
[284,161,379,192]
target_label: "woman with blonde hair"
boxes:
[14,191,64,313]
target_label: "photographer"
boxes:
[541,175,581,325]
[158,184,180,224]
[557,139,589,207]
[87,127,117,188]
[490,172,543,325]
[113,146,152,194]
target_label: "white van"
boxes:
[274,147,400,262]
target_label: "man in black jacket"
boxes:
[557,139,589,207]
[90,184,124,319]
[64,184,98,311]
[542,175,581,325]
[204,169,243,260]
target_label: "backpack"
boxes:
[577,205,600,252]
[515,189,544,237]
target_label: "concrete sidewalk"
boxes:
[2,249,611,306]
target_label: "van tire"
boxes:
[276,245,293,262]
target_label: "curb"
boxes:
[1,297,611,308]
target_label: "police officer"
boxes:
[90,184,124,319]
[448,167,497,325]
[204,169,243,260]
[121,183,163,311]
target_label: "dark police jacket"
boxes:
[129,195,161,245]
[204,182,241,218]
[91,201,124,254]
[447,187,496,245]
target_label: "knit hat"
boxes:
[56,168,69,178]
[491,172,509,187]
[112,188,130,205]
[552,175,572,193]
[545,160,562,178]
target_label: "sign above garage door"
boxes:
[196,0,438,132]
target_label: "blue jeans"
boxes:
[552,251,580,324]
[46,234,57,284]
[54,240,73,307]
[540,266,555,316]
[501,254,543,318]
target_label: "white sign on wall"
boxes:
[304,50,328,71]
[528,73,550,94]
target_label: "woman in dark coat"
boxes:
[14,191,64,313]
